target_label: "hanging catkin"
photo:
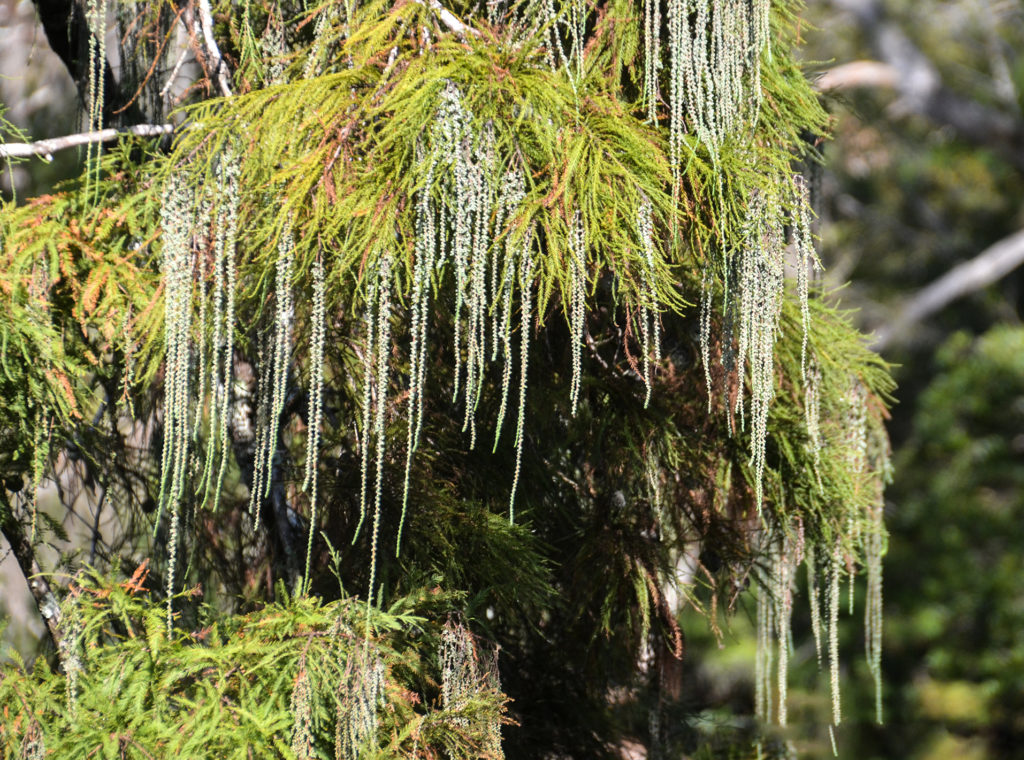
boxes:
[289,654,315,760]
[303,254,327,588]
[445,86,471,407]
[793,174,821,383]
[462,127,496,448]
[399,146,438,554]
[643,0,661,122]
[355,264,380,541]
[755,568,774,723]
[568,209,586,416]
[775,538,796,727]
[636,196,661,407]
[85,0,106,190]
[249,328,274,524]
[336,648,384,759]
[367,249,394,607]
[158,174,196,631]
[665,0,769,165]
[201,153,240,513]
[509,226,535,522]
[807,545,824,667]
[829,543,842,726]
[865,487,886,723]
[248,226,295,529]
[493,167,526,451]
[734,188,785,513]
[440,620,477,724]
[267,228,296,493]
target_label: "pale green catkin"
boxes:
[367,249,394,608]
[865,500,885,723]
[699,266,713,410]
[263,227,296,498]
[249,330,274,524]
[413,178,436,450]
[636,196,660,407]
[59,587,83,718]
[829,543,842,726]
[248,228,296,527]
[805,355,823,485]
[755,569,773,724]
[568,209,586,416]
[543,0,568,73]
[462,126,496,448]
[440,620,476,724]
[735,188,785,513]
[29,415,50,544]
[400,146,437,555]
[211,154,240,513]
[303,255,327,589]
[355,260,380,541]
[302,5,338,79]
[492,167,525,451]
[775,541,794,727]
[262,8,287,86]
[158,174,196,631]
[793,174,821,385]
[444,84,471,407]
[509,227,535,522]
[666,0,685,188]
[567,0,586,82]
[193,201,210,448]
[807,545,823,667]
[199,218,224,504]
[643,0,661,122]
[85,0,106,191]
[668,0,768,164]
[336,648,384,759]
[289,654,315,760]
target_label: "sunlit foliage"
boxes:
[0,0,894,755]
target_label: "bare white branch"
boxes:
[831,0,1024,169]
[815,60,898,92]
[197,0,234,97]
[420,0,480,38]
[873,229,1024,351]
[0,125,174,160]
[160,44,192,100]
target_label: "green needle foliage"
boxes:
[0,0,893,756]
[0,567,506,759]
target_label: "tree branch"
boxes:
[815,60,898,91]
[831,0,1024,170]
[31,0,148,125]
[420,0,480,38]
[873,229,1024,351]
[196,0,234,97]
[0,125,174,160]
[0,500,64,658]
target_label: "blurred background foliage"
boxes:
[2,0,1024,757]
[811,1,1024,756]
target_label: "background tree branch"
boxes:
[831,0,1024,170]
[31,0,148,125]
[873,229,1024,351]
[0,501,63,658]
[0,125,174,160]
[816,60,898,91]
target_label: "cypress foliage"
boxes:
[0,0,893,756]
[0,569,507,758]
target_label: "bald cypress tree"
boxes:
[0,0,892,756]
